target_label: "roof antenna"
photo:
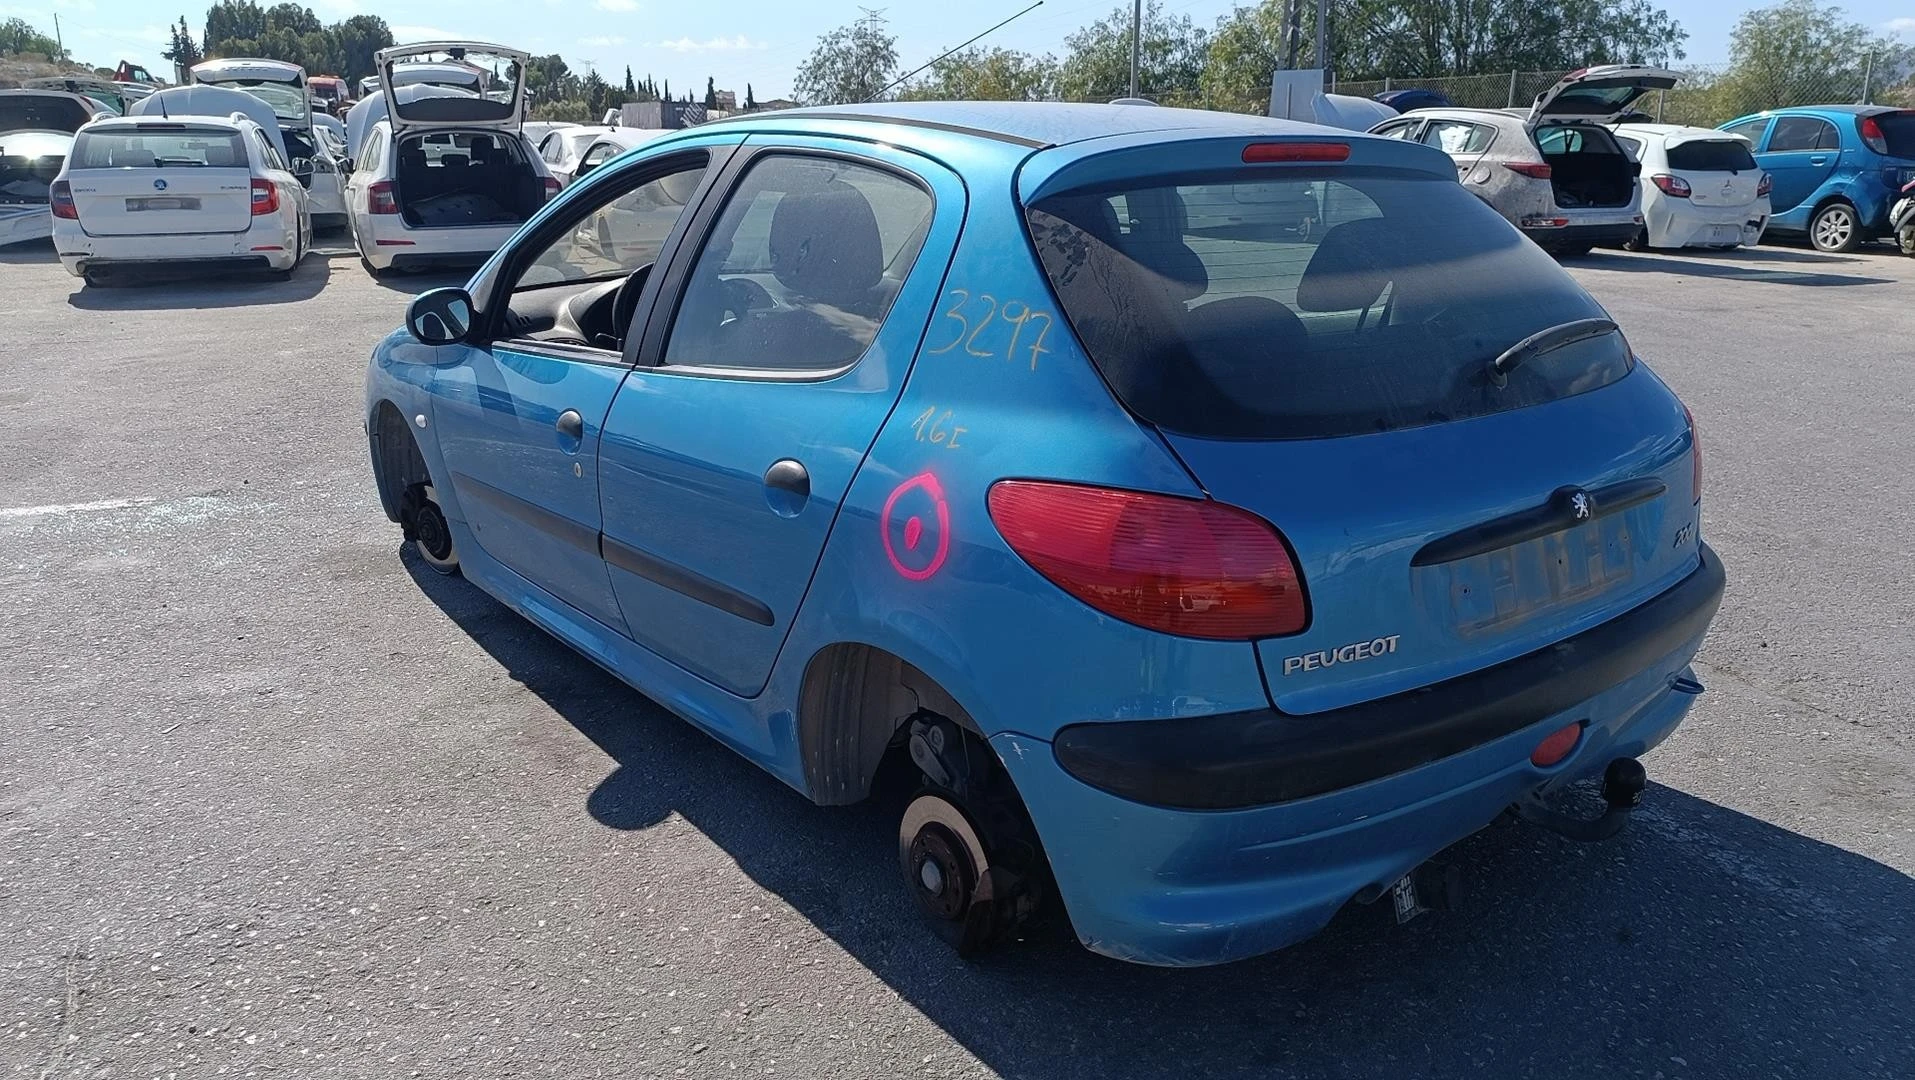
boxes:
[158,94,169,119]
[870,0,1044,103]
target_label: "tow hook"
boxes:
[1514,757,1648,843]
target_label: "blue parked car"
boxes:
[1719,104,1915,251]
[364,102,1724,967]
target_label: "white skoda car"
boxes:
[50,112,311,284]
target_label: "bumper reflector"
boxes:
[1530,722,1583,768]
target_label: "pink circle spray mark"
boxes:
[881,472,950,581]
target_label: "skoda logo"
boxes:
[153,178,168,191]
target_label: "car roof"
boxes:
[1615,122,1747,141]
[1735,104,1903,119]
[708,100,1390,150]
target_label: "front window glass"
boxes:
[662,154,934,373]
[1422,121,1492,154]
[1025,170,1631,439]
[521,158,709,287]
[70,128,248,168]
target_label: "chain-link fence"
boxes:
[1334,58,1915,128]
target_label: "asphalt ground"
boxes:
[2,236,1911,1080]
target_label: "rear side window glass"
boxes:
[1721,117,1771,148]
[1873,112,1915,156]
[1666,139,1757,172]
[662,154,934,373]
[1768,116,1836,152]
[1421,121,1492,154]
[1025,171,1632,439]
[1614,134,1644,158]
[70,129,247,168]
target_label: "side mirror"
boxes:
[406,287,474,345]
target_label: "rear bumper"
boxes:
[1002,545,1724,966]
[1648,203,1768,248]
[55,221,299,276]
[1521,220,1641,247]
[66,255,280,278]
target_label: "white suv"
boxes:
[50,111,310,284]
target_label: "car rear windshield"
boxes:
[0,97,92,134]
[1875,111,1915,157]
[70,128,248,168]
[1667,139,1757,172]
[1025,170,1633,439]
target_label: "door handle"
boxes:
[1809,156,1827,165]
[556,409,584,440]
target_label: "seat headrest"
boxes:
[467,139,493,162]
[1296,217,1397,312]
[201,144,235,167]
[400,147,427,166]
[115,148,156,168]
[768,180,882,306]
[438,153,469,169]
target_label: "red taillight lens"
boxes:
[542,176,562,200]
[1504,161,1553,180]
[250,177,278,216]
[49,179,77,220]
[987,481,1307,640]
[1651,173,1692,197]
[1684,403,1701,501]
[1242,142,1350,163]
[1530,722,1582,767]
[1756,172,1773,198]
[367,180,398,215]
[1860,115,1888,155]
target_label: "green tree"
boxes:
[1327,0,1686,81]
[1056,1,1207,104]
[1713,0,1909,113]
[162,16,205,69]
[899,46,1057,101]
[330,15,392,82]
[745,82,756,109]
[624,65,636,96]
[704,75,717,107]
[0,16,67,59]
[793,10,898,105]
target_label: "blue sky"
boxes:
[15,0,1915,100]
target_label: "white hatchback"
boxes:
[51,112,310,284]
[1613,123,1771,250]
[344,41,557,275]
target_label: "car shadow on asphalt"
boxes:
[1567,249,1895,286]
[404,553,1915,1079]
[64,254,333,310]
[0,237,55,264]
[368,269,477,295]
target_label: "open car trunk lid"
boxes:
[377,42,528,139]
[1527,65,1679,131]
[66,124,255,236]
[191,58,316,134]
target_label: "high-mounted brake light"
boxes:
[250,177,278,216]
[1242,142,1350,163]
[367,180,399,215]
[988,481,1307,640]
[49,179,77,220]
[1505,161,1553,180]
[1651,173,1692,197]
[1756,172,1773,198]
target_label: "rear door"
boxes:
[64,124,255,235]
[596,138,959,697]
[377,42,528,141]
[1024,156,1701,716]
[1417,118,1497,182]
[1527,65,1680,129]
[1755,115,1839,214]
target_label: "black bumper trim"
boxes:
[1053,544,1725,811]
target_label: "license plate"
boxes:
[126,197,199,212]
[1710,224,1740,242]
[1390,874,1425,924]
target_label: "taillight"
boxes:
[1504,161,1553,180]
[250,177,278,216]
[1756,172,1773,198]
[367,180,398,215]
[987,481,1307,639]
[1651,173,1692,197]
[1684,403,1701,501]
[1860,115,1888,155]
[1243,142,1350,163]
[541,176,562,200]
[49,179,77,220]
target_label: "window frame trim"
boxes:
[630,143,941,384]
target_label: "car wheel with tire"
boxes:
[402,482,460,575]
[1809,202,1861,252]
[1622,229,1651,252]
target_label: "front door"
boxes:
[431,147,725,630]
[1757,114,1840,215]
[598,139,960,697]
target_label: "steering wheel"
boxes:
[608,263,653,351]
[718,278,775,323]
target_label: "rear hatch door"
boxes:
[1528,66,1679,131]
[1666,134,1764,208]
[1021,138,1701,716]
[66,124,254,235]
[377,42,528,139]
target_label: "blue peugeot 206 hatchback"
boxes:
[365,102,1724,967]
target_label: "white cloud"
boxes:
[579,35,627,47]
[652,34,766,53]
[596,0,638,11]
[1888,17,1915,33]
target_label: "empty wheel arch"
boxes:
[368,400,433,524]
[797,643,984,806]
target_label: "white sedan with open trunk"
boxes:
[344,42,556,275]
[50,112,311,284]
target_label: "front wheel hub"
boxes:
[899,794,991,935]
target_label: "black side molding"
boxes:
[451,470,601,555]
[1411,477,1665,567]
[1053,544,1725,811]
[602,535,775,627]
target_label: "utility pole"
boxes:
[53,13,64,59]
[1312,0,1327,84]
[1129,0,1141,98]
[1281,0,1301,70]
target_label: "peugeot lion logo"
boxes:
[153,178,168,191]
[1571,491,1593,520]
